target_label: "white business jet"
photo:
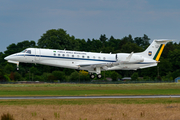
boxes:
[4,39,172,79]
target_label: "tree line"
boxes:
[0,28,179,82]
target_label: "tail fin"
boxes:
[140,39,172,61]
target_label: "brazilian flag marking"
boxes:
[148,51,152,56]
[153,44,165,61]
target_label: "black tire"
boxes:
[97,74,102,79]
[90,74,95,79]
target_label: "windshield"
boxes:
[21,49,31,54]
[21,49,27,53]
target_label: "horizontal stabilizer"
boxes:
[155,39,173,43]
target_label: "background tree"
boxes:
[4,64,14,74]
[52,71,65,81]
[14,72,22,81]
[69,71,79,82]
[120,42,143,53]
[99,34,108,48]
[111,71,119,81]
[0,69,5,82]
[38,29,78,50]
[131,72,139,81]
[134,34,150,49]
[168,49,180,70]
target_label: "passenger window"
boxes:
[54,54,56,56]
[87,56,89,59]
[72,55,74,57]
[103,57,106,60]
[62,54,65,57]
[98,57,101,59]
[82,56,84,58]
[58,54,60,56]
[93,56,95,59]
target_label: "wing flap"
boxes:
[77,62,120,68]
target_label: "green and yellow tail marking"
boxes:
[153,44,165,61]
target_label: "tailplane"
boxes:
[139,39,172,61]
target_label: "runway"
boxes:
[0,95,180,100]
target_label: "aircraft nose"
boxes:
[4,54,16,61]
[4,56,10,61]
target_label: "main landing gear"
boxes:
[97,74,102,79]
[90,73,102,79]
[90,74,95,79]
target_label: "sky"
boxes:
[0,0,180,52]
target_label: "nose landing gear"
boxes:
[17,63,19,70]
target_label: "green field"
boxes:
[0,83,180,96]
[1,98,180,105]
[0,83,180,105]
[1,83,180,120]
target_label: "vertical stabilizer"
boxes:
[140,39,172,61]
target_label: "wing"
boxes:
[77,62,121,70]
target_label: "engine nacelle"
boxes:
[117,53,144,63]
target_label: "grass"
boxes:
[1,104,180,120]
[0,98,180,105]
[1,113,15,120]
[0,83,180,120]
[0,83,180,96]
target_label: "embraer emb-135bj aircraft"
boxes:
[5,39,172,79]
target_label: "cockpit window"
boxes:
[26,50,31,54]
[21,49,31,54]
[21,50,27,53]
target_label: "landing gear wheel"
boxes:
[90,74,95,79]
[97,74,102,79]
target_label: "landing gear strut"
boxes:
[17,63,19,70]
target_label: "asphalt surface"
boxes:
[0,95,180,100]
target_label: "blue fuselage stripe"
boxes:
[17,54,116,62]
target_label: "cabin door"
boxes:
[35,48,41,61]
[116,54,118,61]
